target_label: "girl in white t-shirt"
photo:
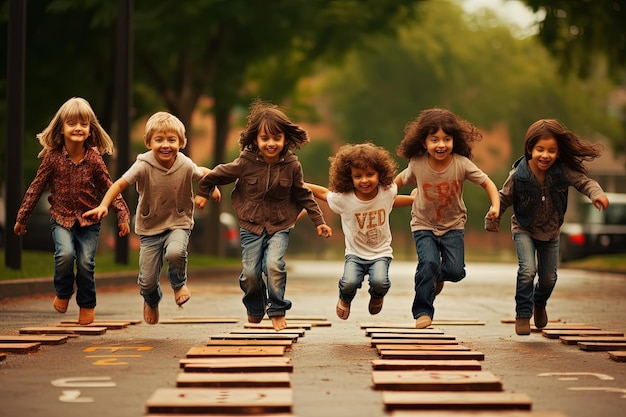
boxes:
[395,108,500,328]
[306,142,413,320]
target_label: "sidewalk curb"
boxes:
[0,266,241,301]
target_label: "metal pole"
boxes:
[5,0,26,269]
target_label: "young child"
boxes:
[194,99,332,331]
[305,142,413,320]
[83,111,220,325]
[14,97,130,325]
[395,108,500,329]
[485,119,609,335]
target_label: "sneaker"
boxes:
[533,305,548,328]
[415,315,432,329]
[515,317,531,335]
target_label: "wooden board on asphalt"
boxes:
[229,329,305,337]
[186,346,286,358]
[380,350,485,361]
[560,335,626,345]
[372,370,502,391]
[180,357,292,371]
[371,333,456,340]
[209,333,299,342]
[60,319,141,325]
[160,317,240,324]
[542,329,624,339]
[206,339,293,347]
[176,372,291,388]
[372,338,458,347]
[263,315,327,321]
[365,328,444,336]
[383,391,532,411]
[577,341,626,351]
[609,351,626,362]
[372,359,482,371]
[244,322,311,330]
[531,324,599,332]
[389,411,567,417]
[376,344,470,352]
[145,387,293,414]
[55,322,128,330]
[0,342,41,353]
[19,326,107,335]
[0,335,69,345]
[361,320,483,328]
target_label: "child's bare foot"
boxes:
[143,302,159,325]
[270,315,287,331]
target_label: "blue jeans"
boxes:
[138,229,190,308]
[411,229,465,319]
[339,255,391,304]
[50,219,101,308]
[239,228,292,319]
[513,233,559,318]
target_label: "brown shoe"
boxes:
[53,296,69,313]
[336,299,350,320]
[174,284,190,307]
[368,297,384,315]
[247,315,263,324]
[415,315,432,329]
[515,317,531,335]
[143,302,159,325]
[533,305,548,328]
[78,308,95,325]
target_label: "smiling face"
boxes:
[350,166,380,200]
[255,123,285,164]
[147,129,181,169]
[425,128,453,166]
[528,135,559,176]
[62,118,90,146]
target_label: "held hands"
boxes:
[194,195,208,209]
[485,206,499,220]
[83,206,109,221]
[317,224,332,238]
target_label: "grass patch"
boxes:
[0,249,241,281]
[561,254,626,274]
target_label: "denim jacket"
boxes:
[512,156,568,229]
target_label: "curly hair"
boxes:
[328,142,398,193]
[524,119,602,174]
[36,97,114,158]
[239,99,309,153]
[396,108,482,160]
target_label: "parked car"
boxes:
[560,192,626,262]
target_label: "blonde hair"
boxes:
[37,97,114,157]
[143,112,187,149]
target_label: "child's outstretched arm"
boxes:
[393,188,416,208]
[83,178,130,221]
[304,182,329,202]
[481,177,501,220]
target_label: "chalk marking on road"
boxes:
[59,390,94,403]
[538,372,614,381]
[85,355,142,365]
[51,376,116,388]
[568,387,626,398]
[83,346,152,353]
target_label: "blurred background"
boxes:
[1,0,625,267]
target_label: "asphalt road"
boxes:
[1,260,625,417]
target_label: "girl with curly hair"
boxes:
[306,142,413,320]
[395,108,500,328]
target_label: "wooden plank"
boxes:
[376,344,470,352]
[531,324,599,332]
[180,356,291,368]
[371,333,456,340]
[186,346,286,358]
[542,329,623,339]
[145,387,292,414]
[0,335,69,345]
[609,351,626,362]
[60,319,141,325]
[55,322,128,330]
[209,333,299,342]
[390,411,567,417]
[383,392,532,411]
[160,317,240,324]
[372,338,458,347]
[19,326,107,335]
[206,339,293,347]
[365,328,444,336]
[360,320,485,327]
[560,335,626,345]
[578,341,626,351]
[372,359,482,371]
[263,315,327,321]
[229,329,305,337]
[372,370,502,391]
[176,372,290,388]
[380,350,485,361]
[244,322,311,330]
[0,342,41,353]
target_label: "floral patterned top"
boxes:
[16,146,130,228]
